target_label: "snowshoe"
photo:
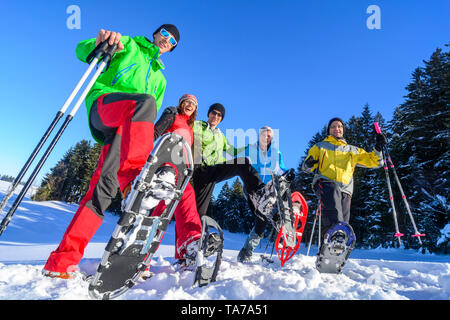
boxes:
[249,170,308,266]
[315,221,356,274]
[193,216,224,287]
[275,190,308,266]
[251,184,277,218]
[88,132,194,300]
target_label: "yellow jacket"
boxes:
[302,135,382,195]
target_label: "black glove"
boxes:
[163,106,178,115]
[375,133,387,152]
[282,168,296,182]
[154,106,178,140]
[304,156,319,169]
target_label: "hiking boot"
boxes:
[140,270,154,280]
[329,230,347,255]
[252,184,277,219]
[183,239,200,270]
[42,269,76,280]
[140,165,177,211]
[237,247,252,263]
[204,232,222,258]
[122,182,132,200]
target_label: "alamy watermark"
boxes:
[66,5,81,30]
[366,5,381,30]
[168,127,282,169]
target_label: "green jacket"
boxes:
[193,120,240,166]
[76,36,167,119]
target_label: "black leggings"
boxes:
[192,157,263,217]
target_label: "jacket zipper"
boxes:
[145,50,160,94]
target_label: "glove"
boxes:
[282,168,296,182]
[154,106,178,140]
[375,133,387,152]
[162,106,178,115]
[304,156,319,169]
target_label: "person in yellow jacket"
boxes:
[302,117,385,239]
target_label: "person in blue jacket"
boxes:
[237,126,288,262]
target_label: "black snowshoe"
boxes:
[88,132,194,300]
[193,215,224,287]
[251,169,295,231]
[249,169,308,266]
[316,221,356,274]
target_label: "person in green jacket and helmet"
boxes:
[43,24,180,279]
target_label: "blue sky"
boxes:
[0,0,448,190]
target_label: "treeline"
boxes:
[32,45,449,253]
[32,141,122,213]
[0,175,16,183]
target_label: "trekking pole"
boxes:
[374,122,425,245]
[374,122,403,246]
[306,202,321,256]
[260,227,275,263]
[318,205,321,249]
[0,43,117,237]
[0,41,110,215]
[384,148,425,244]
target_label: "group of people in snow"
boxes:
[42,24,386,279]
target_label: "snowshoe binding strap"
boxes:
[193,216,224,287]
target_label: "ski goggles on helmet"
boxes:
[160,28,177,46]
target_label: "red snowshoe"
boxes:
[275,191,308,266]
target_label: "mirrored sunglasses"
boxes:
[160,28,177,46]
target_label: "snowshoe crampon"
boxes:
[193,216,224,287]
[316,221,356,274]
[88,133,193,300]
[275,191,308,266]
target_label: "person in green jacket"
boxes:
[192,103,271,218]
[43,25,180,279]
[192,103,238,166]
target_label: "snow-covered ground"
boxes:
[0,180,448,300]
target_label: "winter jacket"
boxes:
[302,135,382,195]
[154,107,194,146]
[192,120,239,166]
[238,142,287,184]
[165,114,194,147]
[75,36,167,118]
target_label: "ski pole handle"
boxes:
[102,43,117,72]
[374,122,382,134]
[86,41,109,64]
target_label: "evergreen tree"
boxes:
[210,182,232,230]
[208,179,255,234]
[293,125,327,246]
[388,45,449,252]
[0,175,16,183]
[346,105,390,248]
[61,140,96,203]
[33,147,73,201]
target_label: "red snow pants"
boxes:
[44,92,157,273]
[152,183,202,260]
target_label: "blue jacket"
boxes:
[238,142,287,184]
